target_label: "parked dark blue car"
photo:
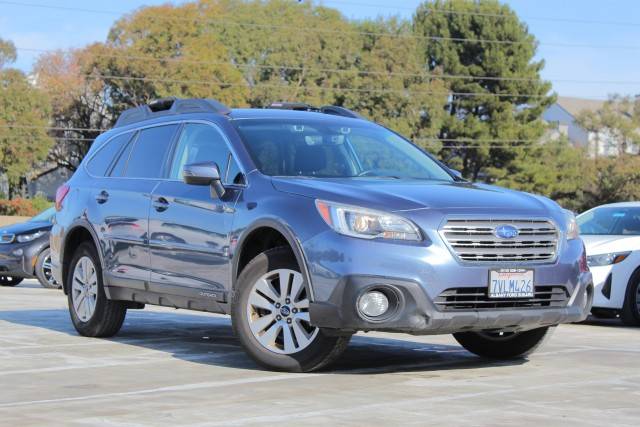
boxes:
[50,98,593,372]
[0,207,58,288]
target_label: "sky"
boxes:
[1,0,639,100]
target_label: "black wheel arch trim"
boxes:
[231,218,315,301]
[61,219,106,296]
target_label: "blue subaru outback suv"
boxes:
[50,98,593,372]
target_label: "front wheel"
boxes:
[0,276,23,287]
[453,326,554,359]
[231,247,351,372]
[67,242,127,337]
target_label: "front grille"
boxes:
[435,286,569,311]
[0,234,14,244]
[441,219,559,263]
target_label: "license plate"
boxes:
[488,268,534,298]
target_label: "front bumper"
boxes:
[309,272,593,335]
[304,226,593,335]
[0,240,46,278]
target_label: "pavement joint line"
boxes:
[0,351,247,377]
[0,357,491,408]
[0,336,241,351]
[195,376,640,427]
[0,373,324,408]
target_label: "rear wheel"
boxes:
[231,247,351,372]
[36,248,60,289]
[0,276,23,287]
[67,242,127,337]
[621,277,640,326]
[453,326,554,359]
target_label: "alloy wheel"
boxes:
[246,268,318,354]
[71,256,98,322]
[42,254,57,288]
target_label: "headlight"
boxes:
[315,200,421,241]
[564,210,579,240]
[16,230,45,243]
[587,252,631,267]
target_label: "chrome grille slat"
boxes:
[441,218,559,264]
[434,286,570,311]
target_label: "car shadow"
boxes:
[0,308,525,374]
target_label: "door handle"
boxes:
[95,190,109,204]
[153,197,169,212]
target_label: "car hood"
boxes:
[581,234,640,255]
[0,221,52,236]
[270,177,554,213]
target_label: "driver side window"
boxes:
[170,123,231,182]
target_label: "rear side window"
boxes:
[86,133,132,176]
[124,125,179,178]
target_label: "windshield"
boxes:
[30,207,55,223]
[233,119,454,181]
[577,206,640,235]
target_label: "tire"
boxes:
[35,248,61,289]
[621,276,640,326]
[66,242,127,337]
[0,276,23,287]
[231,246,351,372]
[453,326,554,359]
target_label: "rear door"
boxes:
[148,121,242,303]
[95,124,179,291]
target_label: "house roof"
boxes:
[556,96,605,118]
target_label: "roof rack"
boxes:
[266,102,363,119]
[114,97,231,128]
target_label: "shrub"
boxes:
[0,196,52,216]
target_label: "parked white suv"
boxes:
[578,202,640,325]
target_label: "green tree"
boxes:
[342,18,447,143]
[0,38,53,196]
[576,95,640,157]
[582,156,640,210]
[495,137,589,211]
[413,0,554,180]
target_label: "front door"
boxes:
[96,124,180,290]
[148,122,240,303]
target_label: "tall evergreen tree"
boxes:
[413,0,554,180]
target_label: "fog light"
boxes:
[358,291,389,318]
[12,249,23,257]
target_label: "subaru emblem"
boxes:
[495,224,519,239]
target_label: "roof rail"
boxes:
[114,97,231,128]
[266,101,363,119]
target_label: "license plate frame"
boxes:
[488,268,534,299]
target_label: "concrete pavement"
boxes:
[1,280,639,426]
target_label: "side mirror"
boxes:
[183,161,226,198]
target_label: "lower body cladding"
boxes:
[309,273,593,335]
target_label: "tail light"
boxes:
[579,245,589,273]
[55,184,70,211]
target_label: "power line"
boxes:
[2,0,640,50]
[18,47,640,86]
[319,0,640,27]
[81,73,563,99]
